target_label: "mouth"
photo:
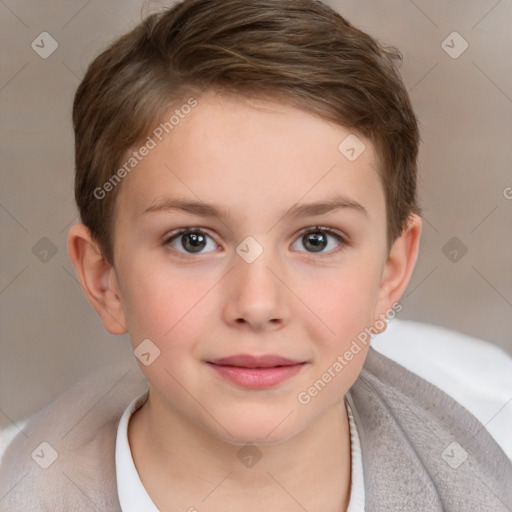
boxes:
[206,354,307,389]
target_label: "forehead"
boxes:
[115,91,385,225]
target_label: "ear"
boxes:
[373,214,422,331]
[67,224,127,335]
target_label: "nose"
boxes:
[222,248,290,332]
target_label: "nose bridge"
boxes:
[235,238,280,296]
[226,236,288,326]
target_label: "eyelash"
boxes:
[163,226,348,260]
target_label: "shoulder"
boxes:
[350,323,512,510]
[0,363,148,511]
[371,319,512,460]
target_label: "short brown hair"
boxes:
[73,0,421,266]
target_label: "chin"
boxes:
[208,413,304,447]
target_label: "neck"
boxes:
[128,392,352,512]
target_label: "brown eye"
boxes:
[292,227,345,255]
[302,231,328,252]
[165,228,217,254]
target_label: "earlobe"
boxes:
[67,224,127,335]
[374,214,422,330]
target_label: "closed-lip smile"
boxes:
[206,354,307,389]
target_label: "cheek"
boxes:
[119,262,206,345]
[300,256,383,342]
[295,256,383,390]
[120,269,208,387]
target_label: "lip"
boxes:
[209,354,304,368]
[207,354,307,390]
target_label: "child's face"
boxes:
[109,91,397,444]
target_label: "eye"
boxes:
[164,228,218,255]
[163,226,347,258]
[291,226,346,256]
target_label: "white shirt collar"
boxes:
[115,393,365,512]
[116,391,159,512]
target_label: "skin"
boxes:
[68,90,421,511]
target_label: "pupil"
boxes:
[305,232,326,252]
[183,233,206,252]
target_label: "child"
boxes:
[1,0,511,510]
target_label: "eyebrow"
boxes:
[142,194,368,220]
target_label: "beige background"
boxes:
[1,0,511,436]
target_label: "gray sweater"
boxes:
[1,347,511,511]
